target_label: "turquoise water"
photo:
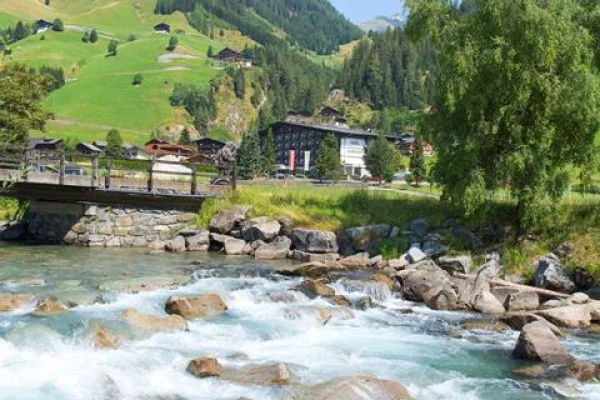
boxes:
[0,244,598,400]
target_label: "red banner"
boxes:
[289,150,296,173]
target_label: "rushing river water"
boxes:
[0,243,598,400]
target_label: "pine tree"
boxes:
[89,29,98,43]
[132,73,143,86]
[194,108,209,136]
[378,109,392,135]
[167,36,178,51]
[178,127,192,145]
[409,134,425,186]
[262,130,277,176]
[234,70,245,99]
[107,40,118,56]
[105,129,124,159]
[364,134,401,184]
[314,134,343,181]
[13,21,27,41]
[207,45,214,58]
[52,19,64,32]
[236,132,261,180]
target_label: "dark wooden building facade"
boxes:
[193,138,226,158]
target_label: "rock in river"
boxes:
[0,293,35,312]
[187,357,222,378]
[293,374,412,400]
[165,294,228,320]
[295,279,335,299]
[291,229,338,254]
[254,236,292,260]
[513,321,574,365]
[120,308,188,333]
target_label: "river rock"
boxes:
[408,219,430,237]
[537,305,592,329]
[278,261,345,280]
[317,308,332,324]
[438,256,472,275]
[475,253,502,280]
[289,250,340,263]
[345,225,391,252]
[165,294,228,320]
[91,325,121,349]
[225,238,247,255]
[327,295,352,307]
[451,226,482,250]
[500,313,563,336]
[573,268,596,291]
[186,357,222,378]
[400,267,458,310]
[294,375,412,400]
[255,236,292,260]
[512,321,574,364]
[491,287,540,311]
[336,234,355,257]
[388,258,410,270]
[533,255,576,294]
[185,231,210,251]
[32,298,68,316]
[339,252,371,268]
[148,240,166,250]
[209,205,252,234]
[223,363,291,385]
[456,275,505,314]
[406,247,426,264]
[165,236,186,253]
[120,308,188,333]
[372,273,396,292]
[356,297,374,310]
[291,229,338,254]
[0,293,35,312]
[295,279,335,299]
[241,217,281,242]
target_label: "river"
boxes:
[0,244,598,400]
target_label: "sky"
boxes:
[328,0,404,23]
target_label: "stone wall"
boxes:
[25,201,196,246]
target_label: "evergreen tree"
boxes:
[107,40,118,56]
[207,45,214,58]
[178,127,192,145]
[81,31,90,43]
[236,132,261,180]
[314,134,343,181]
[167,36,178,51]
[13,21,27,41]
[193,108,209,136]
[105,129,124,159]
[234,70,245,99]
[364,134,401,184]
[132,73,144,86]
[262,130,277,176]
[409,134,425,185]
[52,19,64,32]
[89,29,98,43]
[378,109,392,135]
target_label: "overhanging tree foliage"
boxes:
[0,65,50,153]
[406,0,600,230]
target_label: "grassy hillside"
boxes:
[0,0,250,144]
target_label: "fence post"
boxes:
[191,165,197,195]
[148,157,155,193]
[105,159,112,189]
[91,156,99,187]
[59,153,66,185]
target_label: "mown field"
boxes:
[0,0,237,144]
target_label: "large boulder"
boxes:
[345,225,391,252]
[291,229,338,254]
[223,363,291,386]
[400,267,458,310]
[512,321,574,364]
[491,287,540,312]
[186,357,222,378]
[295,279,335,299]
[533,255,576,294]
[165,294,228,320]
[31,298,68,316]
[408,219,430,237]
[438,255,472,275]
[456,275,505,314]
[339,252,371,268]
[501,313,563,336]
[255,236,292,260]
[278,261,345,280]
[224,238,247,255]
[165,235,186,253]
[185,231,210,252]
[209,205,252,235]
[295,375,412,400]
[120,308,188,333]
[241,217,281,242]
[289,250,340,263]
[573,267,596,291]
[0,293,35,312]
[537,305,592,329]
[475,253,502,280]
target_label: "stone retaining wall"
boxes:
[24,200,196,246]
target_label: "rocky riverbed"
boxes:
[0,243,599,400]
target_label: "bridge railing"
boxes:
[0,149,233,195]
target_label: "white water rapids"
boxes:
[0,245,598,400]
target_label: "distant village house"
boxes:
[211,48,252,68]
[193,138,226,158]
[153,23,171,34]
[29,138,62,152]
[33,19,54,34]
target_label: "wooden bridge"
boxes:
[0,150,232,209]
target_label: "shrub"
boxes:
[132,73,143,86]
